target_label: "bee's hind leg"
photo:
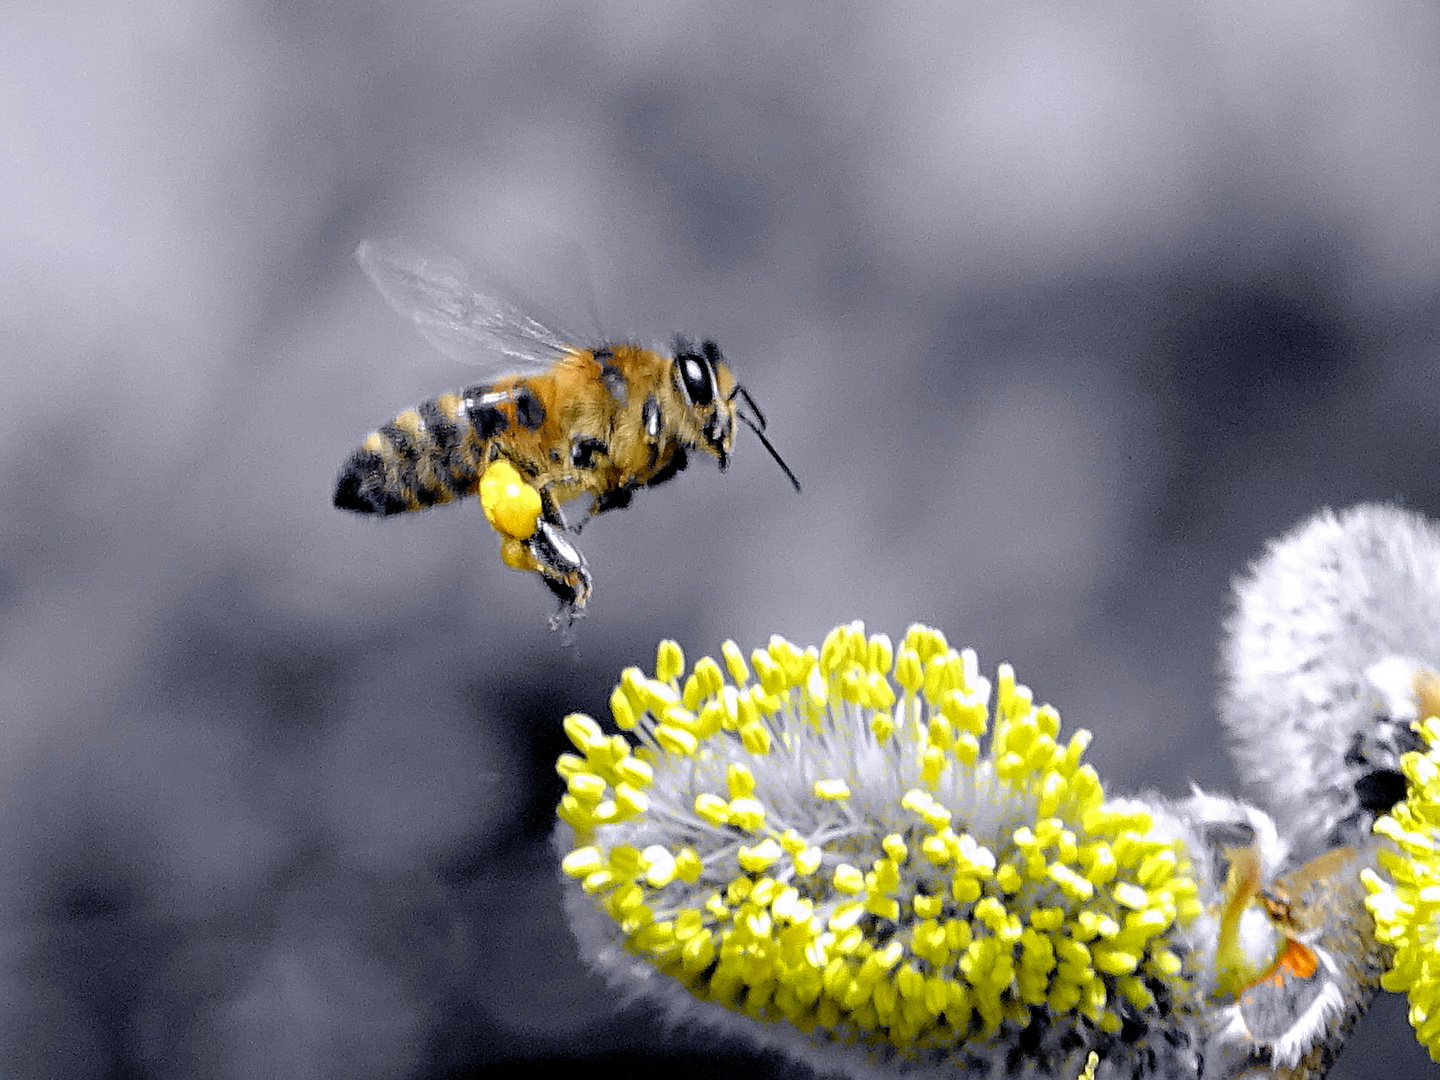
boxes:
[500,522,593,629]
[538,486,575,531]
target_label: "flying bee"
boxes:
[333,239,801,624]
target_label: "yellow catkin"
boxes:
[556,622,1199,1065]
[1366,710,1440,1061]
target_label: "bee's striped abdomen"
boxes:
[333,393,489,515]
[333,437,409,515]
[419,395,481,498]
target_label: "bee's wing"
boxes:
[1281,847,1356,892]
[1277,846,1357,930]
[355,239,578,371]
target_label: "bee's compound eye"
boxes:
[676,351,715,407]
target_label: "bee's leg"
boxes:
[500,522,593,628]
[574,449,689,534]
[579,447,690,534]
[537,485,572,532]
[573,486,633,534]
[532,522,592,627]
[643,447,689,489]
[575,444,691,531]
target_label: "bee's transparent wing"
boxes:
[355,238,578,371]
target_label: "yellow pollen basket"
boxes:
[480,459,543,541]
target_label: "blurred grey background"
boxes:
[3,0,1439,1076]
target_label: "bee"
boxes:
[333,239,800,624]
[1209,842,1380,1078]
[1213,844,1358,1003]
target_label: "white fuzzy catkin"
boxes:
[1218,504,1440,848]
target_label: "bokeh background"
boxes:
[4,0,1440,1076]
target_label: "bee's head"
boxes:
[671,337,801,493]
[672,337,736,466]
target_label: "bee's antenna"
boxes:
[734,390,801,493]
[731,385,769,430]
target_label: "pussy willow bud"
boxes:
[555,623,1210,1079]
[1219,504,1440,848]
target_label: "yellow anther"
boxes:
[727,763,757,799]
[1083,844,1118,885]
[654,724,699,756]
[1049,863,1095,901]
[751,650,784,695]
[1111,882,1149,911]
[680,672,704,712]
[1147,949,1182,977]
[820,627,848,675]
[738,838,783,872]
[739,721,772,756]
[561,847,605,878]
[639,679,682,715]
[674,848,704,882]
[692,655,724,698]
[728,796,767,831]
[694,793,730,825]
[721,639,750,685]
[642,845,677,886]
[736,690,761,729]
[562,713,605,752]
[655,639,685,683]
[813,778,852,801]
[775,830,806,854]
[867,633,894,675]
[608,687,637,730]
[995,863,1023,894]
[921,834,952,865]
[924,805,954,831]
[895,648,923,695]
[614,757,654,788]
[865,894,901,921]
[803,663,827,705]
[1137,850,1178,888]
[566,771,607,802]
[581,868,615,893]
[912,893,943,920]
[833,863,865,894]
[919,745,946,785]
[555,794,595,832]
[1091,947,1139,976]
[614,783,650,817]
[869,858,900,894]
[795,847,823,876]
[829,901,865,931]
[658,704,700,734]
[882,834,908,863]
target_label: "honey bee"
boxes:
[1213,844,1357,1003]
[334,239,800,624]
[1208,843,1376,1077]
